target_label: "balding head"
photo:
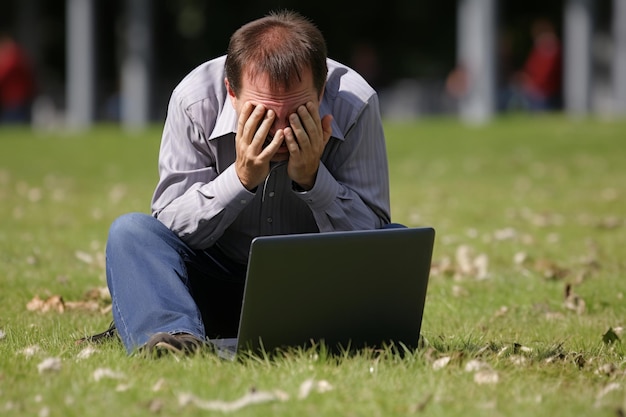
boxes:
[225,10,328,97]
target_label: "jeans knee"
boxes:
[108,212,158,249]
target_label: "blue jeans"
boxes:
[1,103,32,124]
[106,212,405,354]
[106,213,247,354]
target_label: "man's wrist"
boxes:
[292,181,311,192]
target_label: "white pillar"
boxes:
[457,0,496,124]
[66,0,95,129]
[564,0,593,116]
[121,0,152,130]
[613,0,626,115]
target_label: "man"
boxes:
[105,10,391,356]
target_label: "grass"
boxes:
[1,114,625,416]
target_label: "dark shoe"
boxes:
[76,321,118,345]
[143,332,205,357]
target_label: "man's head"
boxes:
[224,11,330,162]
[224,10,328,98]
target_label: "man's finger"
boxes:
[260,129,285,158]
[288,112,307,149]
[236,102,256,145]
[243,104,267,146]
[249,109,274,150]
[297,103,319,141]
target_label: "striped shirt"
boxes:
[152,55,390,264]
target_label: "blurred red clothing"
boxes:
[521,31,562,100]
[0,37,36,108]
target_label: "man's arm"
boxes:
[151,92,254,249]
[295,93,391,231]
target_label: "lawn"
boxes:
[0,114,625,416]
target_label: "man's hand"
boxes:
[234,102,283,190]
[284,101,333,190]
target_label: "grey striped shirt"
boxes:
[152,55,390,264]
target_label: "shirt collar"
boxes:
[208,96,345,141]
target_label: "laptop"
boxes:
[209,226,435,360]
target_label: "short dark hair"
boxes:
[225,10,328,96]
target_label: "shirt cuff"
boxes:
[293,163,341,210]
[198,164,256,209]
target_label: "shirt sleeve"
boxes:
[295,93,391,231]
[151,90,255,249]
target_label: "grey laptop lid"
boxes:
[212,227,435,358]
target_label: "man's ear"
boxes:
[318,81,326,102]
[225,78,237,106]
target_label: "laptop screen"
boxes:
[233,227,435,356]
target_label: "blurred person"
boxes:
[99,10,392,356]
[0,31,36,124]
[445,62,470,99]
[510,18,563,111]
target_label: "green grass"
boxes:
[1,115,625,416]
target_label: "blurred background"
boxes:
[0,0,624,130]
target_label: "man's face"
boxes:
[227,67,321,161]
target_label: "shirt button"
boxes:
[267,217,273,223]
[268,192,275,197]
[240,199,247,204]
